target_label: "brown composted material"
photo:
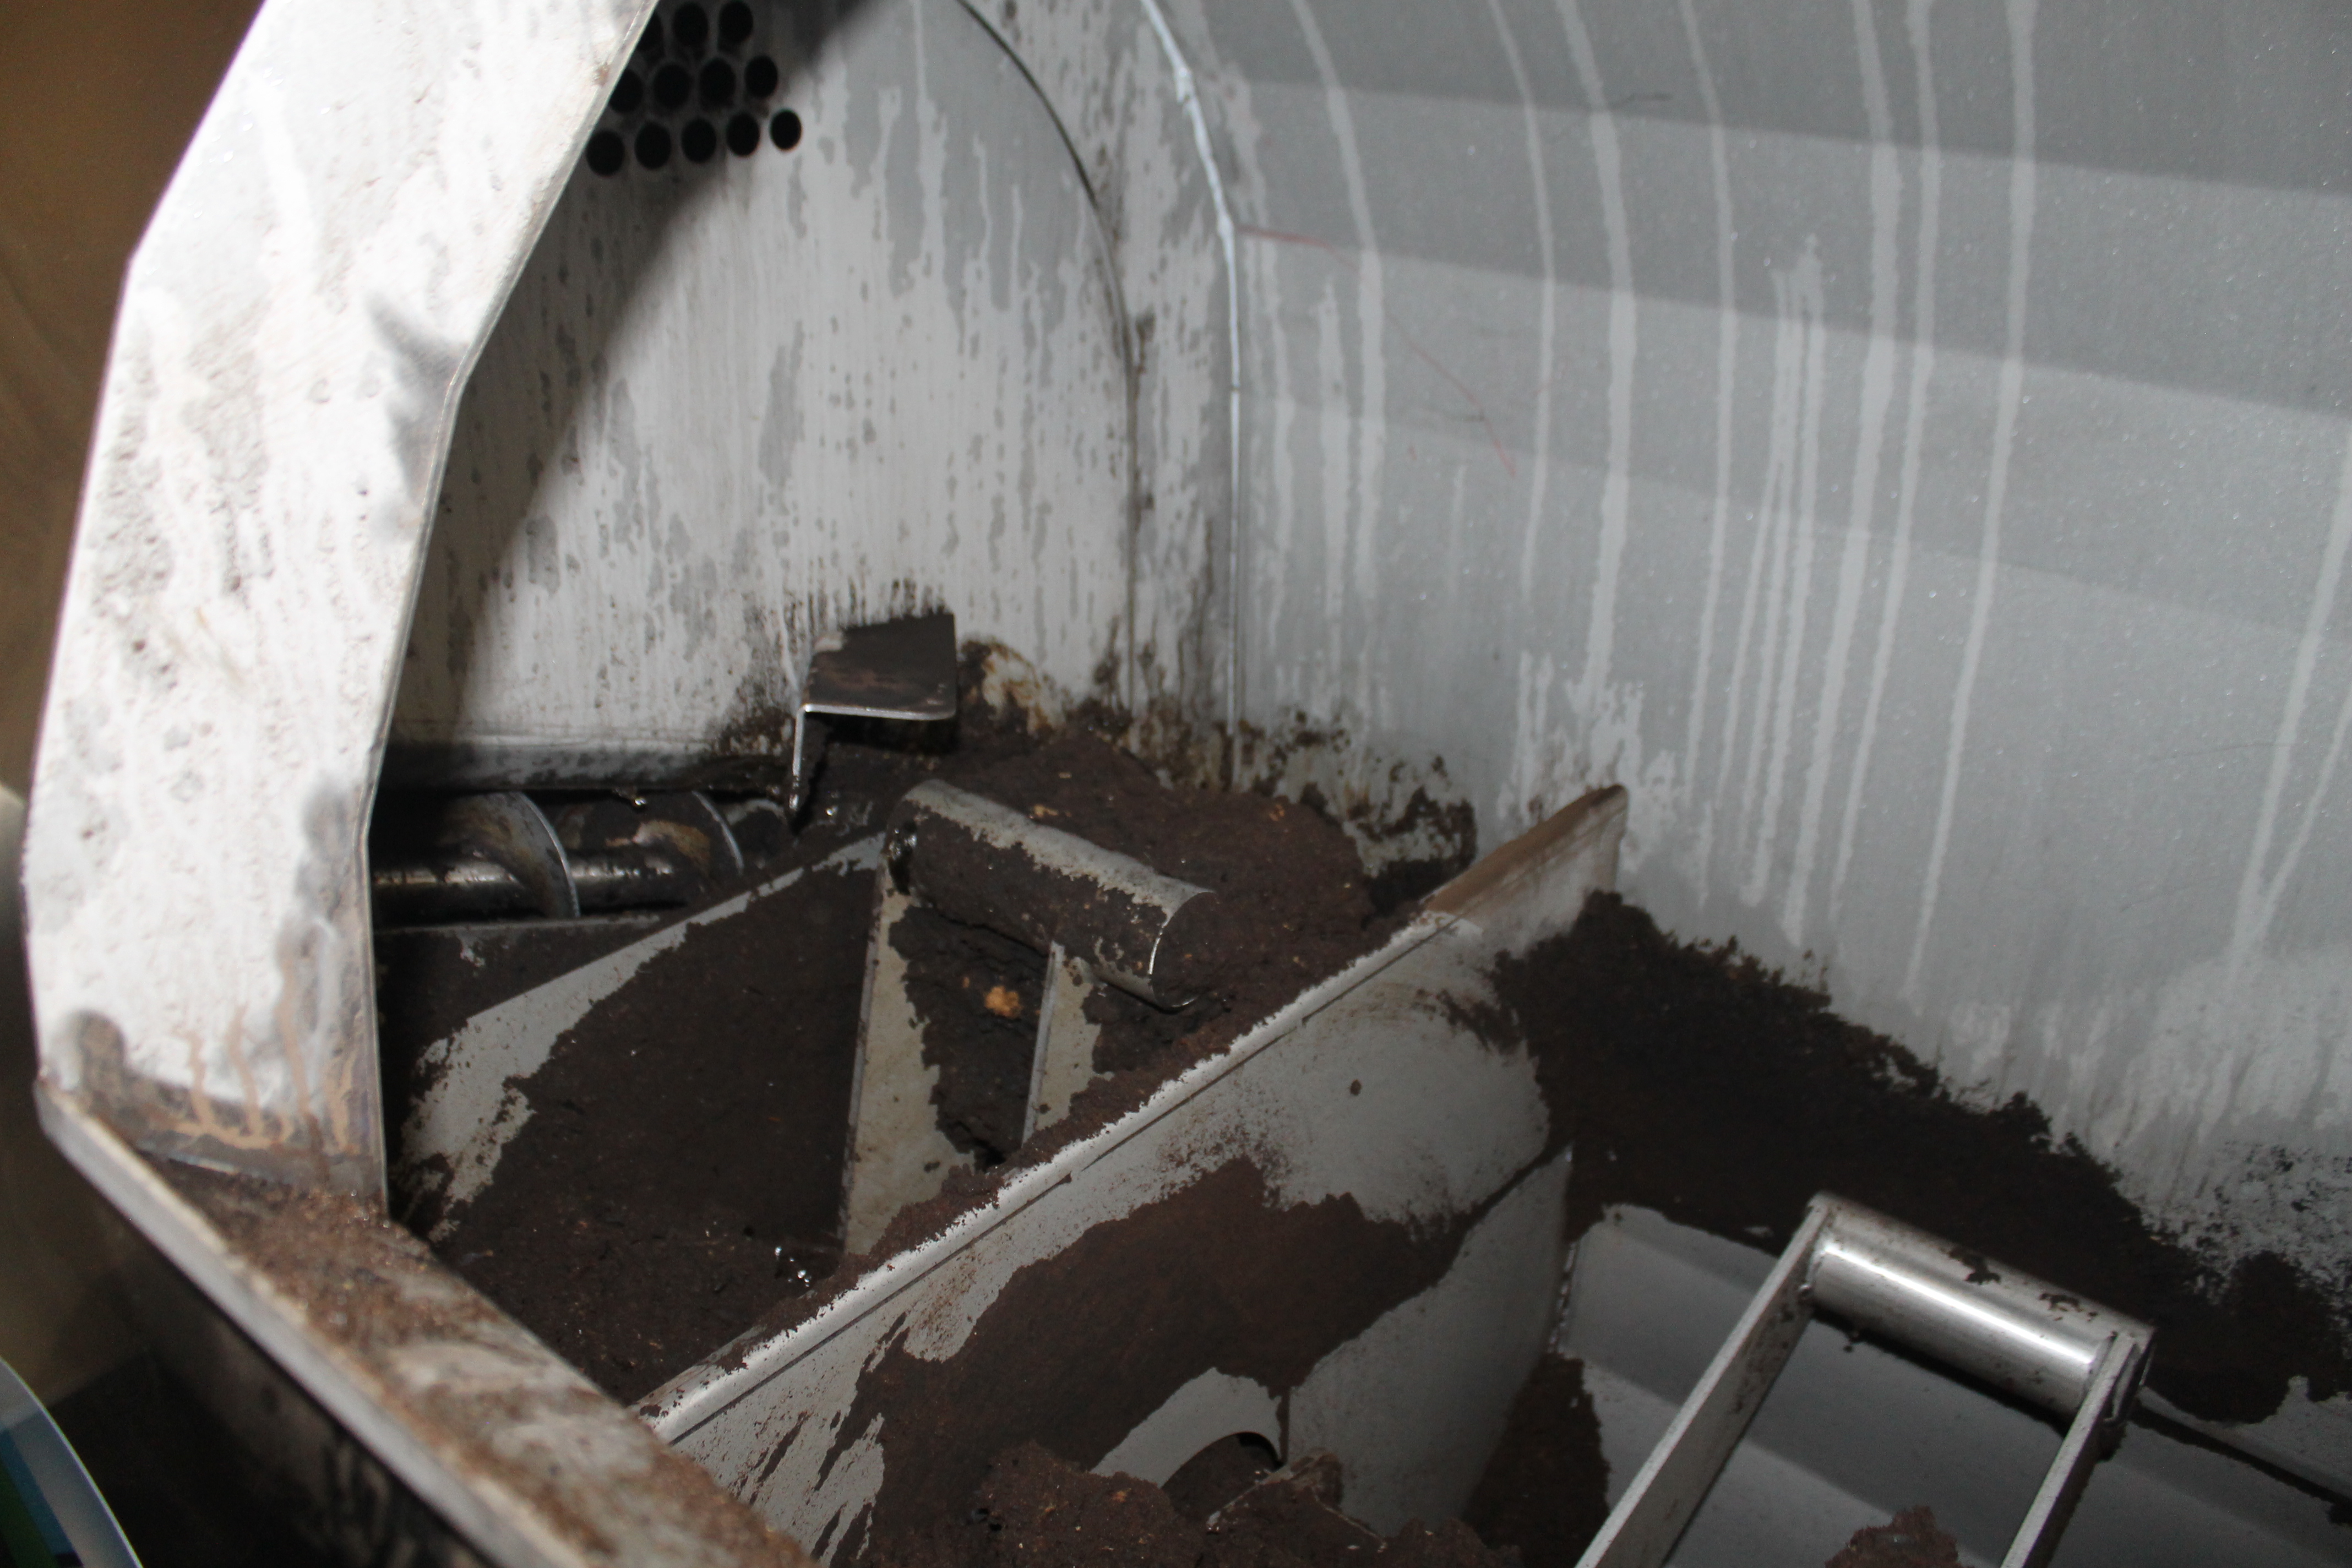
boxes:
[156,1163,812,1567]
[1825,1506,1963,1568]
[1460,1353,1611,1564]
[809,1159,1480,1558]
[887,731,1402,1175]
[427,865,870,1400]
[1488,891,2351,1426]
[872,1442,1514,1568]
[892,906,1048,1163]
[949,733,1402,1073]
[405,716,1406,1403]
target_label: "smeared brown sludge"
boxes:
[1494,891,2350,1427]
[829,1160,1470,1555]
[891,906,1045,1163]
[869,1444,1515,1567]
[372,676,2348,1561]
[424,867,872,1401]
[388,698,1413,1406]
[1460,1353,1611,1565]
[156,1162,812,1567]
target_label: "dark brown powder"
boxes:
[429,865,871,1400]
[831,1159,1477,1560]
[871,1442,1514,1568]
[1490,891,2351,1425]
[1825,1506,1963,1568]
[1460,1353,1610,1564]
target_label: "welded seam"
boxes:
[953,0,1146,714]
[1135,0,1246,757]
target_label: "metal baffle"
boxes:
[787,613,960,816]
[838,780,1218,1250]
[1578,1194,2154,1568]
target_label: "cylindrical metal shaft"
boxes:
[885,779,1218,1006]
[1806,1196,2151,1419]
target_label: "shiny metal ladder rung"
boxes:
[1578,1193,2154,1568]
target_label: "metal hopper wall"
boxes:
[20,0,2352,1557]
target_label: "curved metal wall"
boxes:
[1162,0,2352,1299]
[394,0,1136,784]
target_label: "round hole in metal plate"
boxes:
[586,129,627,177]
[699,57,735,106]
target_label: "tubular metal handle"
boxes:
[1806,1197,2146,1421]
[1575,1193,2154,1568]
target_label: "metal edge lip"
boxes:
[801,701,957,722]
[32,1089,594,1568]
[640,908,1463,1437]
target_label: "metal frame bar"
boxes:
[1575,1194,2154,1568]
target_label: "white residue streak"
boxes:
[1833,0,1944,925]
[1739,246,1828,909]
[1287,0,1387,721]
[2229,427,2352,979]
[1492,0,1558,606]
[1134,0,1246,735]
[1675,0,1739,906]
[1903,0,2037,1000]
[1557,0,1638,711]
[1782,0,1902,948]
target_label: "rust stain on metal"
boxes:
[161,1160,818,1567]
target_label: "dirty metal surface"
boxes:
[1578,1196,2153,1568]
[23,0,656,1199]
[390,0,1137,792]
[791,613,960,813]
[980,0,1243,743]
[886,779,1217,1003]
[841,781,1218,1247]
[1161,0,2352,1335]
[642,787,1625,1561]
[37,1092,813,1568]
[395,837,882,1240]
[804,616,960,723]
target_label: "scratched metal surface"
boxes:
[1148,0,2352,1302]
